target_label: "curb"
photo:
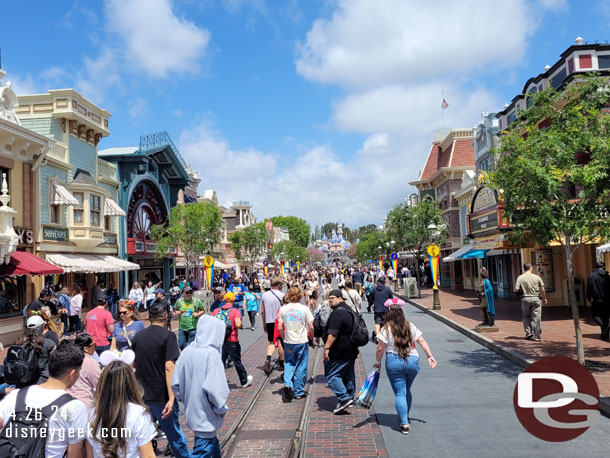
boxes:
[401,293,610,419]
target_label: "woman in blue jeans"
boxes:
[374,303,437,435]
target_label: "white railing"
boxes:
[97,158,117,181]
[47,141,68,163]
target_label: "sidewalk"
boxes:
[402,286,610,397]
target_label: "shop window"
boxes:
[0,277,21,317]
[90,195,101,227]
[73,192,84,224]
[50,204,61,224]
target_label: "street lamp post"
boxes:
[427,223,441,310]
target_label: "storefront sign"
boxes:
[42,225,68,242]
[471,212,498,233]
[103,233,117,245]
[472,187,497,213]
[15,228,33,246]
[473,234,504,250]
[532,249,555,292]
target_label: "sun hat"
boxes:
[384,298,406,308]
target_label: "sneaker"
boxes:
[524,334,533,340]
[241,375,253,388]
[400,424,410,435]
[533,337,542,342]
[333,399,354,414]
[264,360,271,376]
[294,393,307,400]
[283,386,294,401]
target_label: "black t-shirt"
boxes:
[44,330,59,346]
[325,303,358,361]
[132,324,180,404]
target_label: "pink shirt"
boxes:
[67,353,101,408]
[211,305,241,342]
[85,307,114,347]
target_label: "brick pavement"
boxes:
[306,355,387,458]
[406,287,610,396]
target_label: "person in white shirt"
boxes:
[69,285,83,333]
[128,282,144,311]
[0,341,88,458]
[277,287,314,401]
[342,281,362,314]
[374,303,437,435]
[87,360,157,458]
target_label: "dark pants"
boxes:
[592,301,609,332]
[59,313,69,336]
[248,310,256,328]
[324,359,356,403]
[69,315,81,333]
[222,341,248,385]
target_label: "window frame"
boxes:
[73,192,84,225]
[90,194,101,227]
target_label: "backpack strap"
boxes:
[40,393,74,419]
[14,385,32,414]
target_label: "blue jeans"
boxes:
[109,300,118,321]
[193,436,221,458]
[179,328,197,350]
[385,353,420,425]
[94,344,110,356]
[323,359,355,403]
[148,400,191,458]
[283,343,309,396]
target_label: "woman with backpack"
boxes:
[373,302,437,435]
[86,360,157,458]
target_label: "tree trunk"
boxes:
[415,256,422,298]
[565,239,585,364]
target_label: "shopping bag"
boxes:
[355,367,380,409]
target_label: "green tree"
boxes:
[355,232,384,263]
[320,222,337,238]
[150,202,222,280]
[271,240,309,265]
[353,224,378,240]
[230,223,268,271]
[270,216,311,248]
[385,200,446,295]
[489,75,610,364]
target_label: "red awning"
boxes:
[0,251,64,277]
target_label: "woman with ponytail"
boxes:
[373,301,437,435]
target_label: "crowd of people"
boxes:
[0,263,438,457]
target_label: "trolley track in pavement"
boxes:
[221,345,323,458]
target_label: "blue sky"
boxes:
[2,0,609,228]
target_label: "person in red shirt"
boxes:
[84,295,115,355]
[211,293,253,388]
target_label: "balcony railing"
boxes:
[138,131,187,172]
[232,200,250,206]
[47,141,68,163]
[97,158,117,181]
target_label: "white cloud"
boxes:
[296,0,537,90]
[129,98,149,119]
[105,0,210,78]
[75,50,121,104]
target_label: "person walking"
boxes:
[110,301,145,351]
[244,286,261,331]
[132,303,191,458]
[210,287,225,314]
[172,315,229,458]
[84,295,115,355]
[56,286,70,337]
[278,287,314,401]
[352,268,364,295]
[515,263,547,341]
[374,302,437,435]
[152,288,173,330]
[364,275,374,313]
[323,289,358,414]
[211,293,253,388]
[261,278,285,375]
[342,280,362,314]
[87,360,157,458]
[69,285,83,334]
[586,261,610,340]
[371,277,393,342]
[176,286,205,350]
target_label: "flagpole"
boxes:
[442,90,446,131]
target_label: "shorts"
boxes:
[266,322,276,342]
[374,311,387,326]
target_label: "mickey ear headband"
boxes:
[99,349,135,367]
[384,298,406,308]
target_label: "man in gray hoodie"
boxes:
[172,314,229,458]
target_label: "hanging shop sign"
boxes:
[42,225,68,242]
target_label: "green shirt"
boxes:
[177,297,204,330]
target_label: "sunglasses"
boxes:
[119,311,129,315]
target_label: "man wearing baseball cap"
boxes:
[211,292,253,388]
[152,288,173,330]
[210,287,225,314]
[176,286,205,350]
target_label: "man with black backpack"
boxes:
[0,340,87,457]
[211,292,253,388]
[323,289,362,414]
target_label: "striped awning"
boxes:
[51,182,79,206]
[46,253,139,273]
[442,246,473,262]
[104,198,126,216]
[597,243,610,257]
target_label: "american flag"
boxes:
[442,98,449,109]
